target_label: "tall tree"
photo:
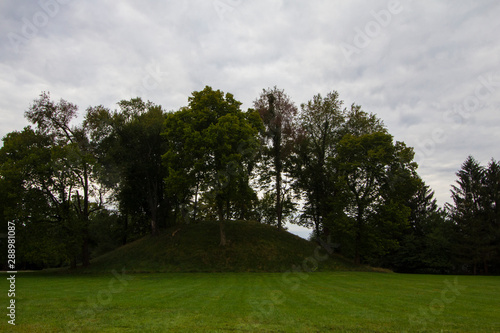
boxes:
[447,156,490,274]
[164,86,261,245]
[484,159,500,271]
[163,106,207,223]
[0,127,81,268]
[254,87,298,230]
[290,95,417,265]
[85,98,170,236]
[337,132,392,264]
[25,92,106,266]
[291,91,345,238]
[405,184,453,273]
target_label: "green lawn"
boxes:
[1,272,499,332]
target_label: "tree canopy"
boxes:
[1,88,498,274]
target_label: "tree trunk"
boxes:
[226,197,231,221]
[192,181,199,222]
[70,256,77,269]
[148,181,160,236]
[354,231,361,265]
[354,252,361,265]
[269,93,283,231]
[276,168,282,230]
[82,236,90,267]
[315,219,321,239]
[217,197,226,246]
[151,210,159,236]
[82,163,91,267]
[219,219,227,247]
[354,208,363,265]
[122,213,128,245]
[275,132,283,230]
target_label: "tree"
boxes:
[382,179,454,273]
[0,127,80,268]
[484,159,500,272]
[164,86,262,245]
[163,106,207,223]
[254,87,298,230]
[290,94,418,265]
[336,132,389,264]
[85,98,170,236]
[24,92,106,267]
[335,131,417,264]
[255,191,295,227]
[291,91,345,238]
[447,156,490,274]
[447,156,500,274]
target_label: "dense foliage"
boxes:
[1,87,498,274]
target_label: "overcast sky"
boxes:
[1,0,499,238]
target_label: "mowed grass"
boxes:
[1,272,499,332]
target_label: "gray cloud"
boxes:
[1,0,499,213]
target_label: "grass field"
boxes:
[1,271,499,332]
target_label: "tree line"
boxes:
[0,87,498,274]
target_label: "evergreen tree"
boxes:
[447,156,490,274]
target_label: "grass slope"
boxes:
[86,220,365,273]
[4,272,499,332]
